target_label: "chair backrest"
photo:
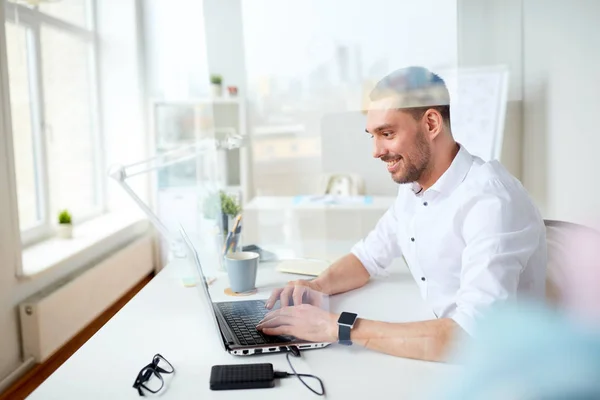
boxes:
[319,173,365,196]
[544,220,600,315]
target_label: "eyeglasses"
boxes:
[132,354,175,396]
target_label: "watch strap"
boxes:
[338,324,352,346]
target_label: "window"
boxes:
[4,0,102,245]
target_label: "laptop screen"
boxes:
[178,225,226,349]
[179,226,213,300]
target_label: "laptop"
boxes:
[179,225,331,356]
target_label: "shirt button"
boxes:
[410,237,415,242]
[421,277,426,281]
[423,202,428,206]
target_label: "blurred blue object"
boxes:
[437,301,600,400]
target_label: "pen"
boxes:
[222,214,242,257]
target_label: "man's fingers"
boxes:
[310,291,321,307]
[265,288,284,309]
[261,326,294,336]
[266,280,315,310]
[256,315,294,329]
[280,285,294,307]
[292,285,306,306]
[259,306,294,324]
[258,309,280,325]
[310,291,329,310]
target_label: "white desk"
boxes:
[244,196,395,246]
[28,243,458,399]
[245,196,396,211]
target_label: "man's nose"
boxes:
[373,139,387,159]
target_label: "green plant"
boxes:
[203,191,241,218]
[210,74,222,85]
[220,191,241,216]
[58,209,72,224]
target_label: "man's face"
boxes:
[366,101,432,184]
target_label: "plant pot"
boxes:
[211,83,222,97]
[220,212,229,234]
[219,213,238,235]
[56,224,73,239]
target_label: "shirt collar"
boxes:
[411,144,473,196]
[410,181,424,195]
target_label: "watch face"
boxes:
[338,312,358,326]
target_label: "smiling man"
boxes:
[257,66,547,361]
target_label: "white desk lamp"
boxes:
[108,130,244,259]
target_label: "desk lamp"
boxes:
[108,129,244,260]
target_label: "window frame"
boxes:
[4,0,104,246]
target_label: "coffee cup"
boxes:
[224,251,259,293]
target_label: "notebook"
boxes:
[275,259,329,277]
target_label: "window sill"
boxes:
[20,210,151,279]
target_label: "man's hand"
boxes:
[264,254,370,309]
[265,279,327,309]
[257,304,338,343]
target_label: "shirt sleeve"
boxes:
[350,197,403,277]
[450,180,545,336]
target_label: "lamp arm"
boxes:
[108,164,185,258]
[115,179,173,242]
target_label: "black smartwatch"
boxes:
[337,312,358,346]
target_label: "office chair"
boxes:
[440,220,600,400]
[319,173,365,196]
[544,219,600,310]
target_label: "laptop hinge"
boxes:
[212,304,237,345]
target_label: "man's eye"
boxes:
[382,132,393,137]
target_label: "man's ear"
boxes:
[423,109,444,139]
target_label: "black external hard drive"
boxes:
[209,363,275,390]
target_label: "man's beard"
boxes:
[391,129,431,184]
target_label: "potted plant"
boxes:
[210,74,223,97]
[203,190,241,233]
[57,209,73,239]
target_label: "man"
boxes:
[256,66,547,362]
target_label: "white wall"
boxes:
[522,0,600,226]
[457,0,600,226]
[0,143,23,382]
[0,0,145,383]
[457,0,523,180]
[100,0,148,211]
[0,2,24,378]
[203,0,249,191]
[203,0,247,96]
[143,0,209,99]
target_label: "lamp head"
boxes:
[107,164,126,181]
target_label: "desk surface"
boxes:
[243,196,395,246]
[28,244,458,399]
[245,195,395,210]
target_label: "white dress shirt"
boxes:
[351,145,547,336]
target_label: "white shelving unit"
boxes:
[149,97,249,199]
[148,97,250,266]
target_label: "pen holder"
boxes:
[216,232,241,272]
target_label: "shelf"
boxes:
[152,97,243,106]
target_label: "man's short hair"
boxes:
[369,66,451,126]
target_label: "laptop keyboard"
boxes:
[217,300,285,346]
